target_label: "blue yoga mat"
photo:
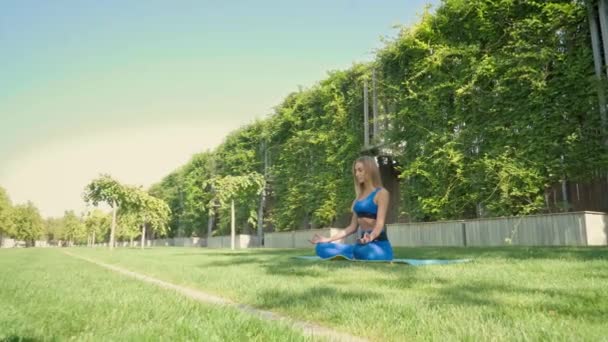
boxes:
[294,255,472,266]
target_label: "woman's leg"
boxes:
[353,241,393,261]
[315,242,355,259]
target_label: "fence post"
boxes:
[461,221,468,247]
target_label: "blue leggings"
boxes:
[315,240,394,261]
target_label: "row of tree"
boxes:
[0,185,112,246]
[150,0,607,238]
[83,174,171,249]
[0,174,171,248]
[3,1,606,241]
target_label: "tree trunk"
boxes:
[207,210,214,238]
[141,223,146,249]
[231,200,235,250]
[92,231,96,247]
[588,2,608,144]
[257,185,265,247]
[110,200,117,250]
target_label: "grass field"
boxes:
[0,249,313,342]
[2,246,607,341]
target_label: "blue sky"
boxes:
[0,0,440,217]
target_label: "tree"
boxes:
[203,173,264,237]
[0,186,16,245]
[83,174,140,250]
[12,202,44,247]
[115,210,141,246]
[62,210,86,246]
[44,217,65,244]
[149,152,215,238]
[85,175,170,249]
[132,190,170,248]
[148,0,605,228]
[117,189,170,248]
[84,209,111,246]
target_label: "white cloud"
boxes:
[0,120,234,218]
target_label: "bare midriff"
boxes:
[357,217,376,230]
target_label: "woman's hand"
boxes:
[309,234,330,244]
[358,232,373,244]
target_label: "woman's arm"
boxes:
[310,213,358,244]
[327,213,358,242]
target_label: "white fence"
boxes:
[92,237,206,248]
[148,237,205,247]
[263,211,607,248]
[388,220,465,247]
[2,212,605,249]
[387,211,607,247]
[0,239,54,248]
[207,235,259,249]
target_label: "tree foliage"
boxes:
[0,186,16,239]
[84,209,111,244]
[150,0,606,232]
[12,202,44,246]
[378,0,605,220]
[203,173,264,235]
[62,210,86,244]
[84,174,171,246]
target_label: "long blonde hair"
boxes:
[352,156,383,197]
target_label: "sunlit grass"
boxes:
[71,246,608,341]
[0,248,312,342]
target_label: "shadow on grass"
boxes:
[237,246,608,322]
[84,245,608,325]
[0,337,41,342]
[211,245,608,260]
[190,248,416,278]
[168,249,306,258]
[196,246,608,264]
[205,249,306,257]
[107,246,608,262]
[255,286,381,311]
[195,256,271,268]
[392,246,608,261]
[264,257,371,278]
[431,280,608,321]
[192,253,330,277]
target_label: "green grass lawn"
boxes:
[2,247,607,341]
[67,246,608,341]
[0,249,313,342]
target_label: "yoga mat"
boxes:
[294,255,472,266]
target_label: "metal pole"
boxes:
[231,199,235,250]
[207,184,215,239]
[364,80,369,148]
[372,70,378,143]
[207,209,213,238]
[560,155,569,211]
[598,0,608,77]
[110,200,117,250]
[141,223,146,249]
[257,141,267,247]
[588,2,608,144]
[178,188,184,238]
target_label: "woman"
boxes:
[310,156,393,260]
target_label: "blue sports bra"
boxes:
[353,187,381,219]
